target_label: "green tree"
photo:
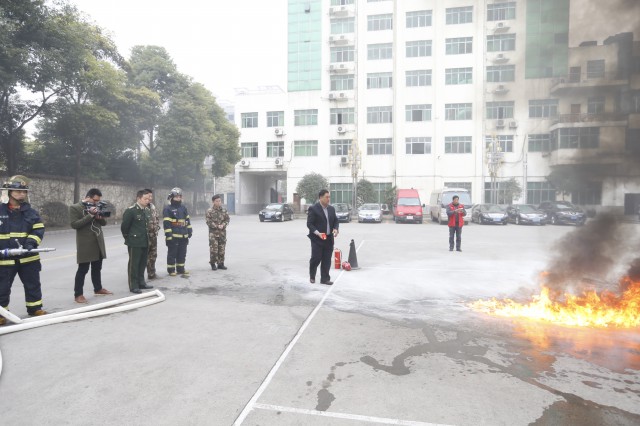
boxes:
[501,178,523,204]
[382,185,397,207]
[296,173,329,204]
[546,167,591,200]
[356,178,375,206]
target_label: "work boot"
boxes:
[75,295,88,304]
[169,272,177,277]
[180,271,190,278]
[211,263,217,271]
[148,273,157,280]
[28,309,47,317]
[0,317,6,326]
[217,264,227,270]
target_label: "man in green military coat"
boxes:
[70,188,113,303]
[121,190,153,293]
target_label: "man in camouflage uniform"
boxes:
[145,189,160,279]
[205,194,230,270]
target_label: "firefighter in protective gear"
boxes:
[0,176,47,325]
[163,188,192,277]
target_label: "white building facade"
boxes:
[233,0,640,215]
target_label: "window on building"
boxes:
[527,182,556,205]
[406,10,432,28]
[406,40,432,57]
[266,141,284,157]
[486,101,514,119]
[529,99,559,118]
[330,139,352,156]
[445,67,473,85]
[485,135,514,152]
[406,70,432,86]
[626,129,640,153]
[367,138,393,155]
[528,134,551,152]
[241,112,258,128]
[293,140,318,157]
[331,0,354,4]
[487,2,516,20]
[330,107,355,125]
[405,104,432,122]
[587,96,605,114]
[446,6,473,24]
[445,104,472,120]
[405,137,431,154]
[367,72,393,89]
[367,43,393,60]
[367,0,391,2]
[266,111,284,127]
[330,183,353,205]
[368,14,393,31]
[445,136,472,153]
[294,109,318,126]
[487,34,516,52]
[330,74,355,91]
[331,17,355,34]
[484,181,517,204]
[444,182,472,192]
[367,106,393,123]
[572,182,602,205]
[553,127,600,149]
[586,59,605,79]
[445,37,473,54]
[486,65,515,82]
[331,46,355,62]
[240,142,258,158]
[373,182,392,203]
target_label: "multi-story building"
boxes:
[233,0,640,216]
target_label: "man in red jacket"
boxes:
[447,195,466,252]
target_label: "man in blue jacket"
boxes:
[307,189,339,285]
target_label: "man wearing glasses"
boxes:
[69,188,113,303]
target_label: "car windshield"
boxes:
[361,204,380,210]
[398,197,420,206]
[555,202,576,210]
[482,204,505,213]
[334,204,349,212]
[265,204,282,210]
[518,205,537,213]
[442,192,472,205]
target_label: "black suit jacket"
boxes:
[307,202,339,240]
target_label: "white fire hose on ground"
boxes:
[0,290,165,378]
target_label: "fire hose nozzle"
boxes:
[0,247,56,258]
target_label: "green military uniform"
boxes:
[121,203,150,291]
[205,205,230,267]
[146,203,160,278]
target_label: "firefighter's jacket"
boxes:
[163,202,192,241]
[0,202,45,265]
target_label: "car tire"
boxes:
[259,217,264,222]
[279,215,284,222]
[515,216,520,225]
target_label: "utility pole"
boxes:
[486,135,503,204]
[348,145,361,216]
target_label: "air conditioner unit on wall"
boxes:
[337,126,346,133]
[509,121,518,129]
[240,159,250,167]
[496,119,505,128]
[328,93,336,100]
[340,156,348,165]
[275,157,283,166]
[274,128,283,136]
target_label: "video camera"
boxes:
[82,200,111,217]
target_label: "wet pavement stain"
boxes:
[314,361,356,411]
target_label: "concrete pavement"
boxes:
[0,216,639,425]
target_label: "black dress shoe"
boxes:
[456,248,462,252]
[320,280,333,285]
[131,288,142,294]
[310,278,315,284]
[139,284,154,289]
[217,264,227,270]
[211,263,217,270]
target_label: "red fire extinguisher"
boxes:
[334,248,342,269]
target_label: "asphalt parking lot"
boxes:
[0,215,639,425]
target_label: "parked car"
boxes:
[537,201,586,225]
[506,204,548,225]
[358,203,382,223]
[393,189,424,223]
[380,203,390,215]
[333,203,351,222]
[430,187,472,225]
[471,204,508,225]
[258,203,294,222]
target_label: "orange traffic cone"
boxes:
[347,239,359,269]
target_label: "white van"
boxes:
[429,188,472,225]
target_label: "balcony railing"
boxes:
[551,112,628,125]
[550,71,629,93]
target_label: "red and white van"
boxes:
[393,189,425,223]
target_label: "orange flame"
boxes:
[471,277,640,328]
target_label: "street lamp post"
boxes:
[348,145,361,216]
[486,136,503,204]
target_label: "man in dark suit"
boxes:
[307,189,339,285]
[121,189,153,294]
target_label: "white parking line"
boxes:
[253,403,453,426]
[361,266,515,273]
[233,240,364,425]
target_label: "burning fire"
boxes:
[471,277,640,328]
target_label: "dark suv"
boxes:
[537,201,586,225]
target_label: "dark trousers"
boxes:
[0,261,43,314]
[127,247,148,290]
[74,259,103,297]
[309,236,334,282]
[449,226,462,250]
[167,238,188,273]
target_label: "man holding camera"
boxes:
[69,188,113,303]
